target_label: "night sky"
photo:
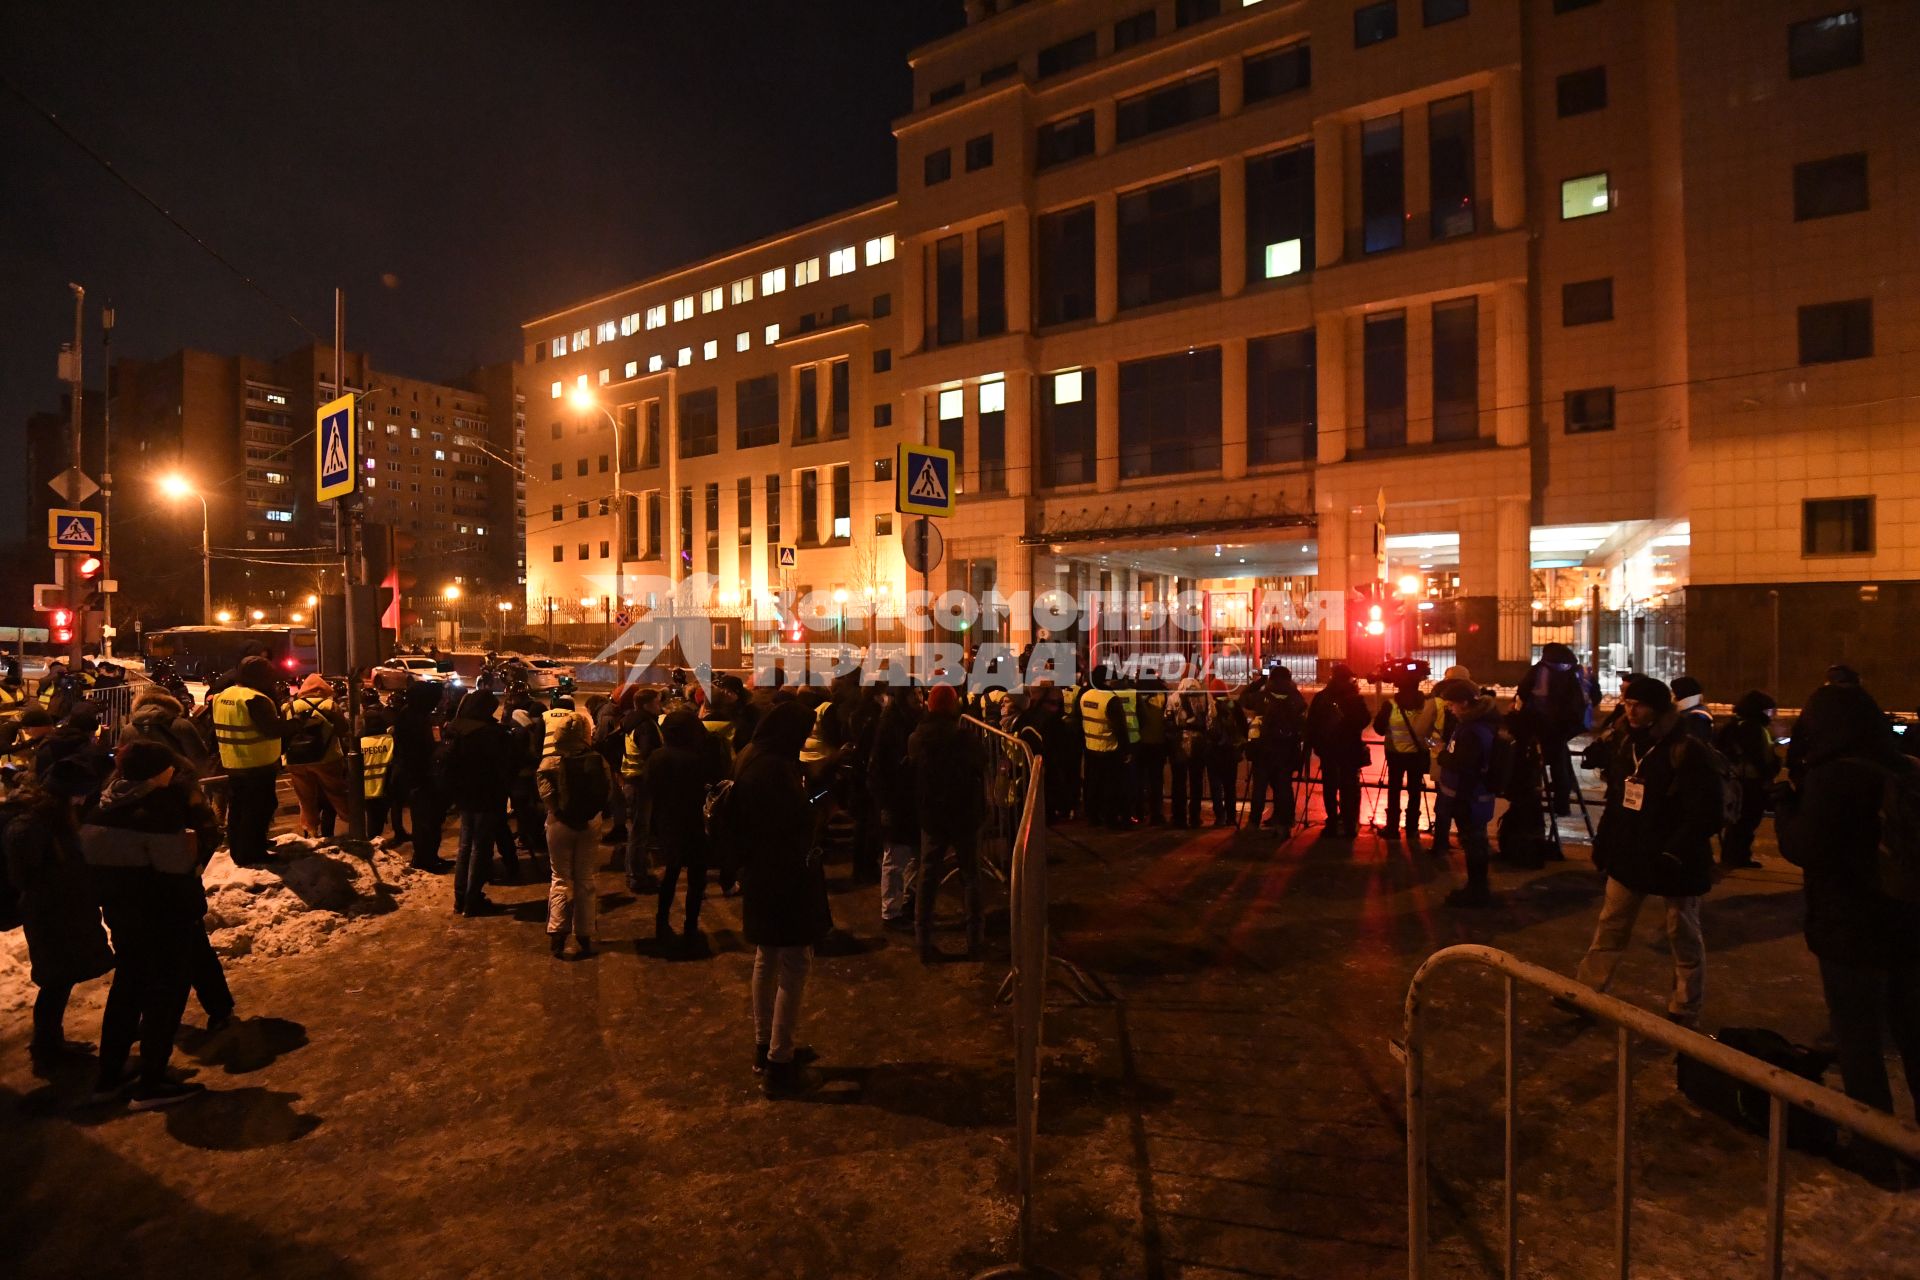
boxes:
[0,0,963,529]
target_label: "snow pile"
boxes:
[2,837,431,1014]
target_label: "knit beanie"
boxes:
[116,740,176,783]
[1621,675,1673,710]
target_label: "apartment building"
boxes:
[110,345,528,632]
[522,0,1917,698]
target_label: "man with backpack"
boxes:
[1569,676,1723,1026]
[1716,690,1780,870]
[1433,678,1504,907]
[281,674,354,841]
[1671,675,1715,744]
[1516,642,1592,817]
[1242,669,1306,833]
[1776,680,1920,1182]
[1307,664,1369,838]
[538,710,612,957]
[645,707,726,952]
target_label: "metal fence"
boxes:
[1402,944,1920,1280]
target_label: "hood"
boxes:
[749,699,814,758]
[1443,665,1472,682]
[404,682,443,712]
[96,774,169,814]
[129,696,185,729]
[546,710,593,755]
[660,707,705,751]
[1460,694,1502,724]
[454,688,499,722]
[1794,683,1892,764]
[131,689,185,720]
[1732,689,1776,722]
[1539,642,1578,667]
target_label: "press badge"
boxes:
[1622,779,1646,811]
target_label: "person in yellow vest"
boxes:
[619,686,663,893]
[1,707,57,794]
[1080,666,1137,830]
[281,673,354,841]
[212,656,290,866]
[0,658,29,723]
[359,707,398,843]
[1372,669,1432,844]
[1427,665,1472,853]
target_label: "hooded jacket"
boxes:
[645,709,725,855]
[537,711,611,830]
[1777,684,1920,967]
[732,700,831,947]
[907,706,984,839]
[1307,674,1370,769]
[2,785,113,987]
[441,690,515,811]
[1435,695,1500,822]
[119,692,212,775]
[390,682,444,791]
[1592,709,1723,897]
[867,693,923,845]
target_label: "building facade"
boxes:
[522,0,1917,699]
[110,345,528,638]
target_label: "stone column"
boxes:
[1492,282,1528,446]
[1317,505,1349,663]
[1495,496,1531,663]
[1004,368,1034,498]
[1315,313,1348,464]
[1094,360,1119,493]
[1220,337,1249,481]
[901,237,926,357]
[1313,116,1345,268]
[1003,209,1033,334]
[1094,192,1119,324]
[1489,67,1525,232]
[1219,153,1247,300]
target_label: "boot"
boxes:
[761,1057,820,1099]
[549,932,567,959]
[575,936,595,958]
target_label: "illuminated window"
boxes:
[864,235,896,266]
[828,246,856,276]
[979,378,1006,414]
[573,327,591,350]
[596,321,617,343]
[550,381,563,399]
[1053,369,1084,405]
[673,296,695,322]
[599,368,612,385]
[703,339,718,361]
[648,354,664,373]
[266,509,293,523]
[761,266,787,294]
[701,286,723,314]
[620,312,641,336]
[1264,239,1303,278]
[736,331,750,352]
[551,337,568,357]
[646,305,666,329]
[678,347,692,367]
[939,388,965,420]
[764,322,781,344]
[575,374,588,389]
[1561,172,1612,219]
[624,360,639,378]
[730,278,754,305]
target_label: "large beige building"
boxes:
[522,0,1917,699]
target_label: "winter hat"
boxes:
[42,757,97,799]
[1442,665,1472,682]
[1732,690,1775,720]
[115,739,176,783]
[1621,675,1673,710]
[1671,675,1704,704]
[1826,664,1861,688]
[297,673,333,700]
[927,684,960,716]
[1435,678,1478,705]
[18,708,54,731]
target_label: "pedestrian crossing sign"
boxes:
[895,442,956,517]
[316,393,357,502]
[47,508,101,552]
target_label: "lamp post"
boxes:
[496,599,512,647]
[158,473,211,625]
[569,388,627,625]
[443,584,463,646]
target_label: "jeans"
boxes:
[1721,781,1766,866]
[96,879,197,1085]
[1544,734,1577,814]
[1431,794,1457,850]
[1168,752,1205,826]
[510,776,546,854]
[751,944,812,1063]
[623,779,654,887]
[1817,956,1920,1116]
[1384,756,1425,835]
[1247,753,1294,828]
[880,832,915,922]
[915,828,982,946]
[656,835,707,931]
[455,807,504,911]
[226,769,279,864]
[1319,760,1361,831]
[1458,811,1492,892]
[1574,877,1705,1017]
[191,910,234,1020]
[546,817,601,938]
[1208,751,1240,823]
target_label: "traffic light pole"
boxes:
[65,283,85,669]
[334,288,366,842]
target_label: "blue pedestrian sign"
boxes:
[47,508,101,552]
[316,393,357,502]
[896,442,956,518]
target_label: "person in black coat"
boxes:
[646,707,726,948]
[1570,676,1723,1026]
[1715,690,1780,869]
[3,760,113,1066]
[867,686,924,931]
[732,700,830,1097]
[1243,670,1307,832]
[1776,682,1920,1134]
[389,681,449,872]
[1306,664,1369,837]
[442,689,517,916]
[908,684,985,963]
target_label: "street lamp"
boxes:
[158,472,211,625]
[250,609,266,622]
[443,584,462,644]
[495,598,512,647]
[216,610,232,624]
[569,388,628,614]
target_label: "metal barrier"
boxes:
[1403,944,1920,1280]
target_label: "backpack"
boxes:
[702,778,739,874]
[1676,1027,1835,1153]
[552,753,610,829]
[1545,667,1592,737]
[1875,756,1920,903]
[1677,737,1743,828]
[1483,723,1518,796]
[283,712,334,766]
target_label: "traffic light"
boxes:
[49,607,73,647]
[76,556,101,580]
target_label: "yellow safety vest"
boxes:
[0,685,26,712]
[213,685,281,771]
[621,726,649,780]
[1135,692,1164,745]
[1063,687,1083,730]
[1385,703,1420,754]
[702,717,736,749]
[1082,689,1119,753]
[361,734,395,798]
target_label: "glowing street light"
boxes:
[216,610,233,624]
[158,472,212,624]
[290,612,305,623]
[306,594,319,607]
[442,585,462,602]
[250,609,266,622]
[1397,574,1423,598]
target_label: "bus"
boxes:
[144,625,319,682]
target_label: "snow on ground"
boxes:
[1,836,433,1014]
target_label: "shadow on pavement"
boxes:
[163,1086,322,1150]
[180,1016,311,1075]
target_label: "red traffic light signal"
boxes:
[76,556,102,579]
[50,608,73,629]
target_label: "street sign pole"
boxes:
[65,283,85,668]
[330,288,366,842]
[895,441,957,685]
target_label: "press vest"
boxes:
[1081,690,1127,753]
[1385,703,1421,755]
[213,686,280,771]
[361,734,395,798]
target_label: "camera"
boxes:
[1370,657,1431,685]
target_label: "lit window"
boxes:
[434,449,446,461]
[979,378,1006,414]
[624,360,639,378]
[1053,369,1084,405]
[599,368,612,385]
[673,296,695,322]
[1264,238,1304,279]
[764,323,781,344]
[702,286,724,313]
[550,381,563,399]
[367,477,376,488]
[265,392,288,405]
[939,388,965,419]
[266,509,293,523]
[596,321,617,343]
[649,354,664,373]
[476,527,486,536]
[575,374,588,389]
[828,247,856,276]
[730,278,754,305]
[646,305,666,330]
[573,327,591,350]
[1561,172,1612,219]
[678,347,693,367]
[761,266,787,295]
[551,337,568,357]
[620,312,641,336]
[736,331,751,352]
[864,235,896,266]
[703,340,718,361]
[795,257,821,286]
